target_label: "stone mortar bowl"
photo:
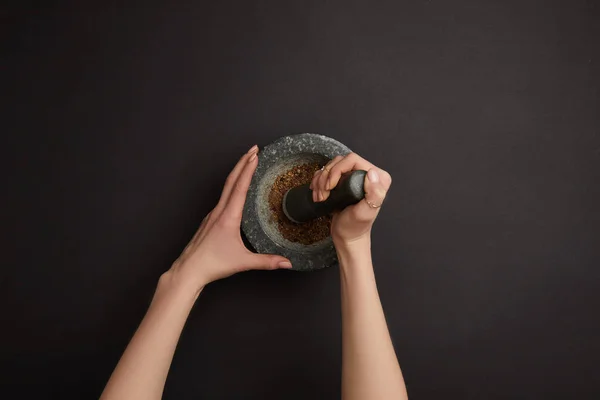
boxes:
[242,133,351,271]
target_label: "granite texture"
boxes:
[242,133,351,271]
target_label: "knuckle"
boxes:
[330,163,342,174]
[375,187,387,199]
[208,211,219,225]
[225,173,236,187]
[216,212,236,226]
[214,216,228,228]
[381,170,392,187]
[229,210,242,222]
[233,181,245,194]
[349,152,361,162]
[215,214,229,227]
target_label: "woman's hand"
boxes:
[313,155,406,400]
[168,145,292,295]
[310,153,392,250]
[100,146,292,400]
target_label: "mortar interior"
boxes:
[256,153,332,253]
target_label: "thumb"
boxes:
[353,168,389,222]
[244,253,293,271]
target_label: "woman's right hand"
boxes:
[310,153,392,250]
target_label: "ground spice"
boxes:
[268,162,332,245]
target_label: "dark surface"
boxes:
[2,1,599,399]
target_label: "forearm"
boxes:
[338,239,407,400]
[100,271,200,400]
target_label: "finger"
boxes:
[319,155,343,191]
[327,153,375,193]
[319,155,344,200]
[310,169,322,191]
[216,145,258,212]
[311,169,322,202]
[351,168,390,222]
[223,147,260,221]
[244,253,293,271]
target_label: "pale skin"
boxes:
[100,147,407,400]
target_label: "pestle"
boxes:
[283,170,366,223]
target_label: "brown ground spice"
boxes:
[268,162,332,245]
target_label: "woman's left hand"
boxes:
[167,145,292,295]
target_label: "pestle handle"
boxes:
[282,170,367,223]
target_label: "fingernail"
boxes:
[278,261,292,269]
[247,144,258,154]
[248,152,257,162]
[367,169,380,183]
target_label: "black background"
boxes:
[2,1,599,399]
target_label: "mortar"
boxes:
[242,133,355,271]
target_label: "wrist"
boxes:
[336,239,375,289]
[335,236,372,268]
[158,267,205,302]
